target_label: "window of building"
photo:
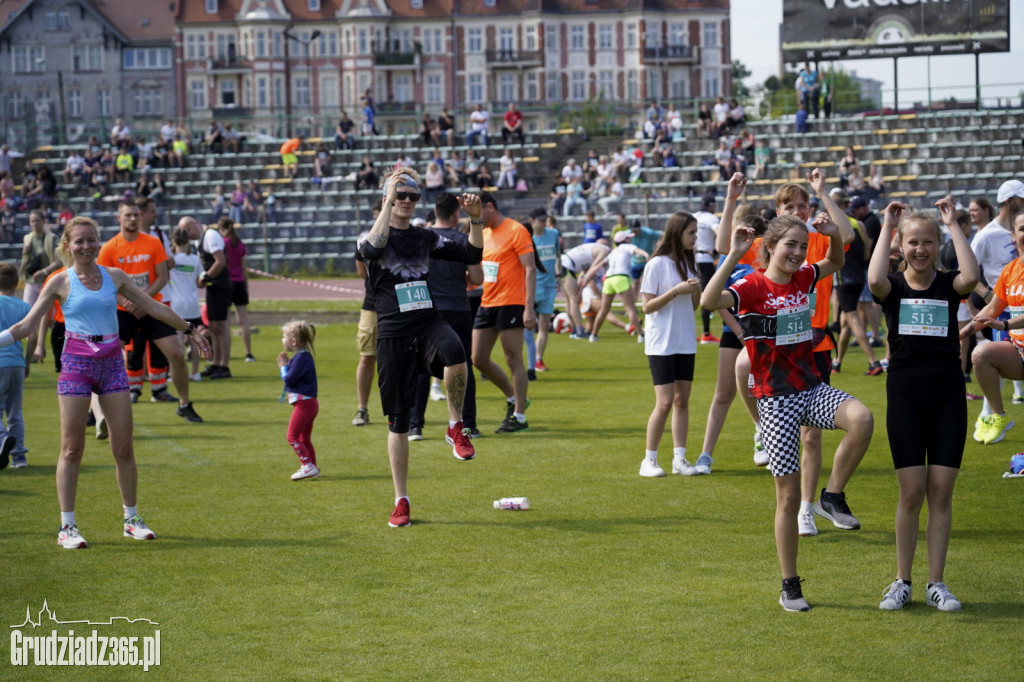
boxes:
[328,31,338,56]
[411,0,422,8]
[12,48,28,73]
[483,0,495,6]
[570,25,584,50]
[525,72,538,101]
[321,75,338,108]
[133,88,163,117]
[546,72,559,100]
[98,88,111,116]
[190,80,206,109]
[499,27,515,52]
[294,78,309,107]
[9,91,23,119]
[186,35,196,59]
[257,77,268,108]
[570,71,586,100]
[205,0,217,14]
[598,25,613,50]
[626,23,637,49]
[256,32,266,57]
[57,10,69,29]
[394,75,411,102]
[357,28,369,54]
[308,0,320,9]
[468,28,482,53]
[598,70,614,98]
[124,48,171,70]
[648,69,661,100]
[197,35,207,59]
[703,21,718,47]
[220,79,236,106]
[499,73,516,102]
[545,25,558,53]
[669,23,686,46]
[426,74,442,104]
[45,11,56,31]
[626,69,637,100]
[67,89,82,117]
[669,71,687,100]
[704,72,719,97]
[468,73,484,102]
[525,26,536,51]
[274,76,284,108]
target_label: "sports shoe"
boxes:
[879,358,890,372]
[176,402,204,423]
[503,398,531,423]
[925,581,962,612]
[467,426,483,439]
[430,383,446,401]
[388,498,411,527]
[637,333,645,344]
[11,453,26,468]
[965,391,982,401]
[407,427,423,441]
[569,332,584,340]
[290,463,321,480]
[446,421,476,460]
[535,359,549,372]
[879,579,912,611]
[151,389,178,403]
[865,362,884,376]
[798,510,818,537]
[58,524,88,549]
[189,372,202,382]
[527,369,537,381]
[831,360,841,374]
[671,456,696,476]
[209,366,232,379]
[96,417,108,441]
[639,458,666,477]
[495,417,529,433]
[626,324,637,336]
[244,353,257,363]
[973,415,986,443]
[753,428,769,467]
[123,514,156,540]
[0,435,13,470]
[352,408,370,426]
[200,365,220,378]
[699,332,721,344]
[130,389,141,404]
[869,337,884,348]
[978,413,1014,445]
[813,489,861,530]
[779,577,810,612]
[694,453,713,475]
[1014,394,1024,405]
[589,334,599,343]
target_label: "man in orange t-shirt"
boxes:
[280,136,302,178]
[97,201,202,423]
[472,192,536,433]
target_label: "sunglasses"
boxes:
[395,191,420,202]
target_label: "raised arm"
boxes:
[701,225,755,311]
[937,197,979,296]
[810,212,846,280]
[366,174,404,248]
[0,273,67,344]
[715,173,747,255]
[868,201,906,301]
[807,169,854,245]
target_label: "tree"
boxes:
[732,60,752,101]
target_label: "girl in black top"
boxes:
[868,198,978,612]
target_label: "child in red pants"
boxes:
[277,321,319,480]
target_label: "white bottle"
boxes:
[493,497,530,510]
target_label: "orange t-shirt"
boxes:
[280,138,300,155]
[42,267,66,323]
[995,258,1024,349]
[97,232,168,307]
[481,218,533,308]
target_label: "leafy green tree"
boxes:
[732,60,752,101]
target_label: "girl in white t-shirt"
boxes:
[168,227,204,380]
[638,212,701,478]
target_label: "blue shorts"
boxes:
[535,282,557,316]
[630,263,646,280]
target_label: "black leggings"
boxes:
[886,363,966,469]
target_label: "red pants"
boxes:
[287,398,319,466]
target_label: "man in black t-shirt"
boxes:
[833,192,882,374]
[335,111,355,151]
[851,195,885,346]
[357,169,483,528]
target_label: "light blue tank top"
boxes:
[62,267,119,337]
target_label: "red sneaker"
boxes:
[865,362,884,376]
[626,324,638,336]
[534,359,549,372]
[388,498,411,527]
[699,333,721,344]
[446,421,476,460]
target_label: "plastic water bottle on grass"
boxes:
[494,497,530,510]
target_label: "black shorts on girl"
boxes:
[231,280,250,307]
[719,328,743,350]
[648,353,695,385]
[757,382,852,477]
[886,363,966,469]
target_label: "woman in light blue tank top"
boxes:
[0,216,211,550]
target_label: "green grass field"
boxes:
[2,315,1022,680]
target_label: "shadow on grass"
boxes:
[811,600,1024,619]
[0,488,39,498]
[428,514,682,533]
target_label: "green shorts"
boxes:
[282,153,298,166]
[601,274,632,295]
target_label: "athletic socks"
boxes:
[800,500,814,514]
[123,505,138,519]
[61,511,76,526]
[645,449,658,463]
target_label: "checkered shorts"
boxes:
[757,383,853,477]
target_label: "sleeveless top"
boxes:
[62,267,119,337]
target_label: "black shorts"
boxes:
[377,322,466,417]
[474,304,525,331]
[648,353,695,386]
[837,283,863,313]
[117,310,177,345]
[720,329,743,350]
[231,280,250,307]
[814,348,832,386]
[205,284,231,322]
[886,363,966,469]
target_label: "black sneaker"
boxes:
[408,427,423,441]
[130,389,141,404]
[86,410,96,427]
[813,488,861,530]
[495,417,529,434]
[527,369,537,381]
[780,577,810,612]
[200,365,220,378]
[467,426,482,439]
[504,401,515,422]
[151,389,179,403]
[176,402,204,423]
[210,366,232,379]
[0,435,13,470]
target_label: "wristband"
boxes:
[0,329,13,348]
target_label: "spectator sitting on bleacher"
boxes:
[110,118,132,147]
[612,145,631,180]
[645,99,663,125]
[205,121,225,154]
[754,139,772,180]
[114,145,135,184]
[135,170,166,202]
[715,139,740,181]
[244,181,267,225]
[0,171,19,211]
[795,102,808,134]
[838,146,861,192]
[63,150,84,187]
[280,136,302,179]
[0,203,15,242]
[465,149,484,187]
[496,149,517,190]
[549,177,568,215]
[563,177,588,217]
[739,128,756,157]
[430,147,446,172]
[394,151,415,169]
[355,155,378,190]
[446,149,465,187]
[663,147,678,168]
[666,103,682,129]
[467,104,490,147]
[160,119,175,145]
[228,182,245,223]
[727,99,746,132]
[424,162,446,203]
[264,188,278,223]
[87,135,103,156]
[476,163,494,189]
[170,133,188,168]
[597,180,624,217]
[211,185,226,223]
[865,163,884,204]
[26,166,57,210]
[335,111,356,151]
[421,112,438,146]
[223,124,241,154]
[438,107,455,146]
[501,102,525,146]
[697,102,713,139]
[712,97,729,137]
[136,136,154,170]
[314,142,333,179]
[561,158,583,183]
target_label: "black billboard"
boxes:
[781,0,1010,63]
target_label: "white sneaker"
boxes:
[798,510,818,537]
[96,417,108,441]
[671,456,697,476]
[429,384,446,401]
[589,334,599,343]
[637,334,645,344]
[123,515,156,540]
[290,463,321,481]
[753,427,769,466]
[190,372,202,382]
[694,453,713,475]
[639,458,666,477]
[926,581,962,612]
[58,524,88,549]
[880,579,912,610]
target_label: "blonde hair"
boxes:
[758,214,808,269]
[57,216,100,266]
[896,211,943,273]
[380,166,421,189]
[283,320,316,355]
[773,183,810,209]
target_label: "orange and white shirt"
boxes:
[97,232,168,308]
[481,218,533,308]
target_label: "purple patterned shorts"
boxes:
[58,339,129,397]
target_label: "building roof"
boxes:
[91,0,176,43]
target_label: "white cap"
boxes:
[997,179,1024,204]
[614,230,632,244]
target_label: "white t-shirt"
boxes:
[202,227,226,255]
[167,252,202,320]
[971,219,1016,285]
[713,102,729,123]
[640,255,697,356]
[470,109,489,132]
[562,243,607,273]
[561,164,583,181]
[693,210,720,264]
[607,244,636,277]
[160,124,175,141]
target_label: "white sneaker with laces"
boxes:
[880,579,912,610]
[671,456,697,476]
[753,428,769,467]
[694,453,713,475]
[926,581,962,612]
[58,524,88,549]
[429,384,446,401]
[798,510,818,537]
[639,458,666,477]
[290,463,321,481]
[123,515,156,540]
